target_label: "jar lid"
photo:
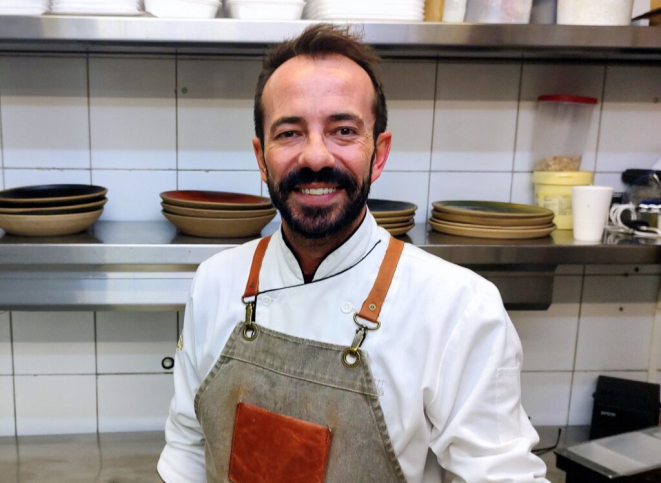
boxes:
[532,171,594,185]
[537,94,598,105]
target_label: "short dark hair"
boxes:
[254,24,387,148]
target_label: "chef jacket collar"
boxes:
[272,209,381,285]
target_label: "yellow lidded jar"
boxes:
[532,171,594,229]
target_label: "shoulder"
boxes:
[395,242,503,314]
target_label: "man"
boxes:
[158,24,549,482]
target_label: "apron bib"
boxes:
[194,236,407,483]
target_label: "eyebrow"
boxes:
[328,113,363,126]
[270,116,303,135]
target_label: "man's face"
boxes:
[253,54,391,239]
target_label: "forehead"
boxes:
[261,54,376,123]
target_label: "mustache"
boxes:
[278,167,359,194]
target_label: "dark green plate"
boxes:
[432,200,553,218]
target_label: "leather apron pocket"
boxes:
[229,402,332,483]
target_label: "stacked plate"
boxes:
[367,199,417,237]
[304,0,425,21]
[429,200,556,239]
[0,184,107,237]
[161,190,276,238]
[50,0,144,15]
[146,0,220,18]
[0,0,49,15]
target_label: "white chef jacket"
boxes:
[158,211,549,483]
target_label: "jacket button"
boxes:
[261,296,273,306]
[341,302,353,314]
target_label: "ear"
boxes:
[253,137,268,183]
[370,131,392,183]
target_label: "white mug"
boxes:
[572,186,614,242]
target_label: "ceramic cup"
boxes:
[571,186,614,242]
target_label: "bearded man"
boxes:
[158,24,549,483]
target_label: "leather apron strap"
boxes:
[356,237,405,324]
[243,235,272,299]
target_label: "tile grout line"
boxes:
[565,266,587,426]
[93,311,99,434]
[9,312,17,438]
[508,61,524,203]
[86,54,93,185]
[424,60,440,222]
[175,55,179,191]
[592,63,608,174]
[0,59,6,190]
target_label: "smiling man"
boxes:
[158,25,549,483]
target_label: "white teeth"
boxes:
[301,188,337,195]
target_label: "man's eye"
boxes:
[338,127,354,135]
[277,131,296,138]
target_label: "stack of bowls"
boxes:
[161,190,276,238]
[0,0,49,15]
[366,199,417,237]
[429,200,556,239]
[146,0,221,18]
[0,184,107,237]
[226,0,305,19]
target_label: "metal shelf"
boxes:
[0,16,660,61]
[0,221,659,311]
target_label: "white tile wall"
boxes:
[177,170,263,195]
[428,172,513,205]
[514,63,605,173]
[575,276,659,371]
[510,276,581,371]
[0,56,90,169]
[432,62,520,172]
[521,372,572,426]
[97,374,173,432]
[370,171,430,223]
[568,371,648,425]
[96,312,177,374]
[4,168,91,189]
[89,57,177,170]
[510,172,534,205]
[380,61,436,172]
[0,376,14,436]
[92,169,176,221]
[0,312,11,375]
[14,375,97,435]
[177,59,262,171]
[597,65,661,173]
[12,312,95,375]
[592,172,627,193]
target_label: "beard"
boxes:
[266,158,373,240]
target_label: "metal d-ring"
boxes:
[353,313,381,331]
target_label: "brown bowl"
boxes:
[373,214,414,224]
[0,184,108,208]
[428,218,555,239]
[160,191,273,210]
[384,222,415,237]
[377,219,414,229]
[162,211,276,238]
[0,198,107,215]
[161,202,276,219]
[367,199,417,218]
[0,209,103,236]
[431,209,554,227]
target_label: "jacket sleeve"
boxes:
[427,281,550,482]
[157,273,207,483]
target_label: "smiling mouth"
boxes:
[298,187,338,196]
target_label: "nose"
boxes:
[298,132,335,172]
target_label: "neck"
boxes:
[281,207,366,282]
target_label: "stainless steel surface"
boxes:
[0,222,659,310]
[1,221,660,267]
[0,16,660,61]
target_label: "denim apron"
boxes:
[194,235,407,483]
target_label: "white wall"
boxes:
[0,54,660,435]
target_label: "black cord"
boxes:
[251,239,382,301]
[532,428,562,456]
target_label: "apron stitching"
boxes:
[225,354,380,398]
